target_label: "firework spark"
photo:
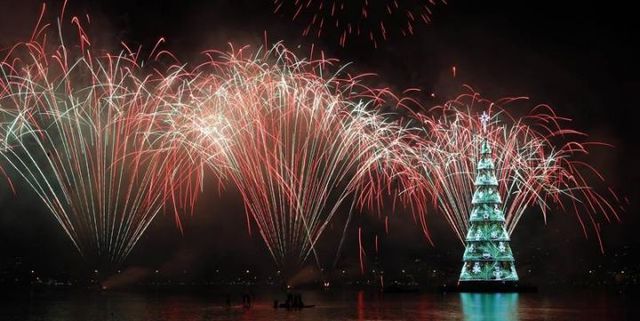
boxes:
[154,43,425,272]
[400,89,621,250]
[0,12,203,265]
[274,0,445,47]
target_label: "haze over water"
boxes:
[0,289,634,321]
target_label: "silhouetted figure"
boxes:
[273,300,279,309]
[291,293,304,310]
[286,293,293,310]
[225,294,231,308]
[242,293,251,309]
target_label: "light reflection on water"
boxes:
[460,293,519,321]
[0,289,632,321]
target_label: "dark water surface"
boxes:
[0,289,635,321]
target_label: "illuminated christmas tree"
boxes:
[459,112,518,282]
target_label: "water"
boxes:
[0,289,634,321]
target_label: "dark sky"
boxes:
[0,0,638,284]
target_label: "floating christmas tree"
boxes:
[459,112,518,282]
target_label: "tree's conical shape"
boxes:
[459,139,518,281]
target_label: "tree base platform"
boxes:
[439,281,537,293]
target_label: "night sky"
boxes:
[0,0,638,285]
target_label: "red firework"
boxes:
[274,0,446,47]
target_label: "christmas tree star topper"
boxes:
[480,111,490,133]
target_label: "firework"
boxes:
[168,44,412,270]
[403,89,621,250]
[274,0,445,47]
[0,6,621,271]
[0,12,203,265]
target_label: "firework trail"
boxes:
[168,44,414,271]
[402,89,621,250]
[274,0,445,47]
[0,9,204,265]
[0,5,622,271]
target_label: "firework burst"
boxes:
[164,44,417,270]
[0,11,203,265]
[274,0,445,47]
[401,89,621,250]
